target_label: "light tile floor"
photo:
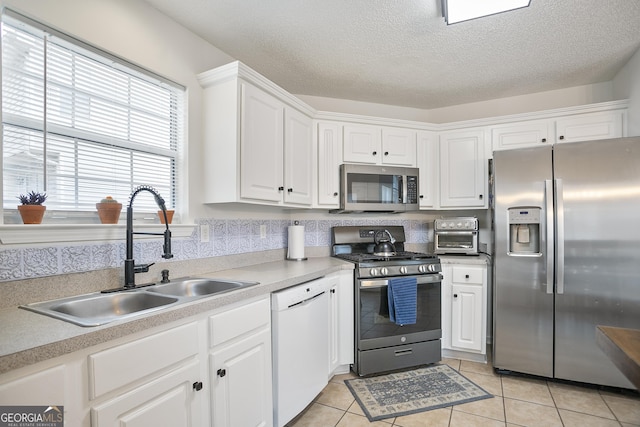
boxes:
[287,357,640,427]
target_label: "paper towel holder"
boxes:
[287,220,308,261]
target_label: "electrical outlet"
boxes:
[200,224,210,243]
[260,224,267,239]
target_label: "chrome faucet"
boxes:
[124,185,173,289]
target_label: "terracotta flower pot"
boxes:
[96,202,123,224]
[158,209,174,224]
[18,205,46,224]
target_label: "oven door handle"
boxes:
[360,274,443,289]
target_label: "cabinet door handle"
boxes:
[384,151,389,156]
[419,195,424,199]
[217,368,226,377]
[559,135,565,140]
[372,151,377,156]
[453,294,458,298]
[193,381,203,391]
[287,188,293,193]
[465,274,469,279]
[333,192,338,197]
[541,138,547,143]
[479,194,483,200]
[278,186,284,191]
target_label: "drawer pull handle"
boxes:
[217,368,226,378]
[193,381,203,391]
[465,274,469,279]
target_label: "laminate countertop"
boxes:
[0,257,353,375]
[596,325,640,389]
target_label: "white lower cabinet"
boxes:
[91,360,202,427]
[89,322,205,426]
[209,297,272,427]
[451,283,483,351]
[328,271,355,377]
[441,258,488,362]
[0,276,355,427]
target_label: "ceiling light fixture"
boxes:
[442,0,531,25]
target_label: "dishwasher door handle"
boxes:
[287,291,326,309]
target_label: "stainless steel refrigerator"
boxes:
[492,137,640,390]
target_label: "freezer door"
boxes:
[493,146,554,377]
[554,138,640,389]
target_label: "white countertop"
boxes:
[0,257,353,374]
[438,253,492,265]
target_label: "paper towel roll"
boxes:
[287,225,306,260]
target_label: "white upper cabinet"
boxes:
[284,108,313,205]
[381,127,417,166]
[439,128,487,209]
[555,110,624,143]
[343,124,416,166]
[416,131,438,209]
[492,108,626,152]
[316,122,343,208]
[240,82,285,203]
[198,62,314,207]
[491,119,554,151]
[343,124,381,164]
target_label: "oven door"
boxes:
[356,274,442,351]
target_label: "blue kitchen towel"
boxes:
[387,277,417,325]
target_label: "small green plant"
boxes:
[17,191,47,205]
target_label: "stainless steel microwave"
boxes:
[334,164,419,213]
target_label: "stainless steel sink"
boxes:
[145,278,259,297]
[21,291,179,327]
[21,277,260,327]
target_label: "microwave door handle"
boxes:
[401,175,407,204]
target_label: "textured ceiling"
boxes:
[143,0,640,110]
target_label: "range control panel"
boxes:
[434,217,478,231]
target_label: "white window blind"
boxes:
[2,10,184,215]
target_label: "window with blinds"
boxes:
[1,11,184,218]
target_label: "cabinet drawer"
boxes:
[452,266,484,284]
[209,297,270,348]
[89,322,199,399]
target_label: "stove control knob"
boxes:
[370,268,379,276]
[427,264,437,272]
[399,266,408,274]
[418,265,426,273]
[380,267,389,276]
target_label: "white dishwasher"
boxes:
[272,278,329,427]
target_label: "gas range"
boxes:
[331,225,441,279]
[332,224,443,376]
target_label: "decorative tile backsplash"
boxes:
[0,218,431,282]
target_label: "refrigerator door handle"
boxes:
[545,179,554,294]
[555,178,565,294]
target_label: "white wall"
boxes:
[299,81,616,124]
[613,48,640,136]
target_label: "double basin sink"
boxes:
[21,278,259,327]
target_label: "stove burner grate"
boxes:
[336,251,437,264]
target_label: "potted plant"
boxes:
[17,191,47,224]
[96,196,122,224]
[157,209,175,224]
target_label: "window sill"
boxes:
[0,224,196,245]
